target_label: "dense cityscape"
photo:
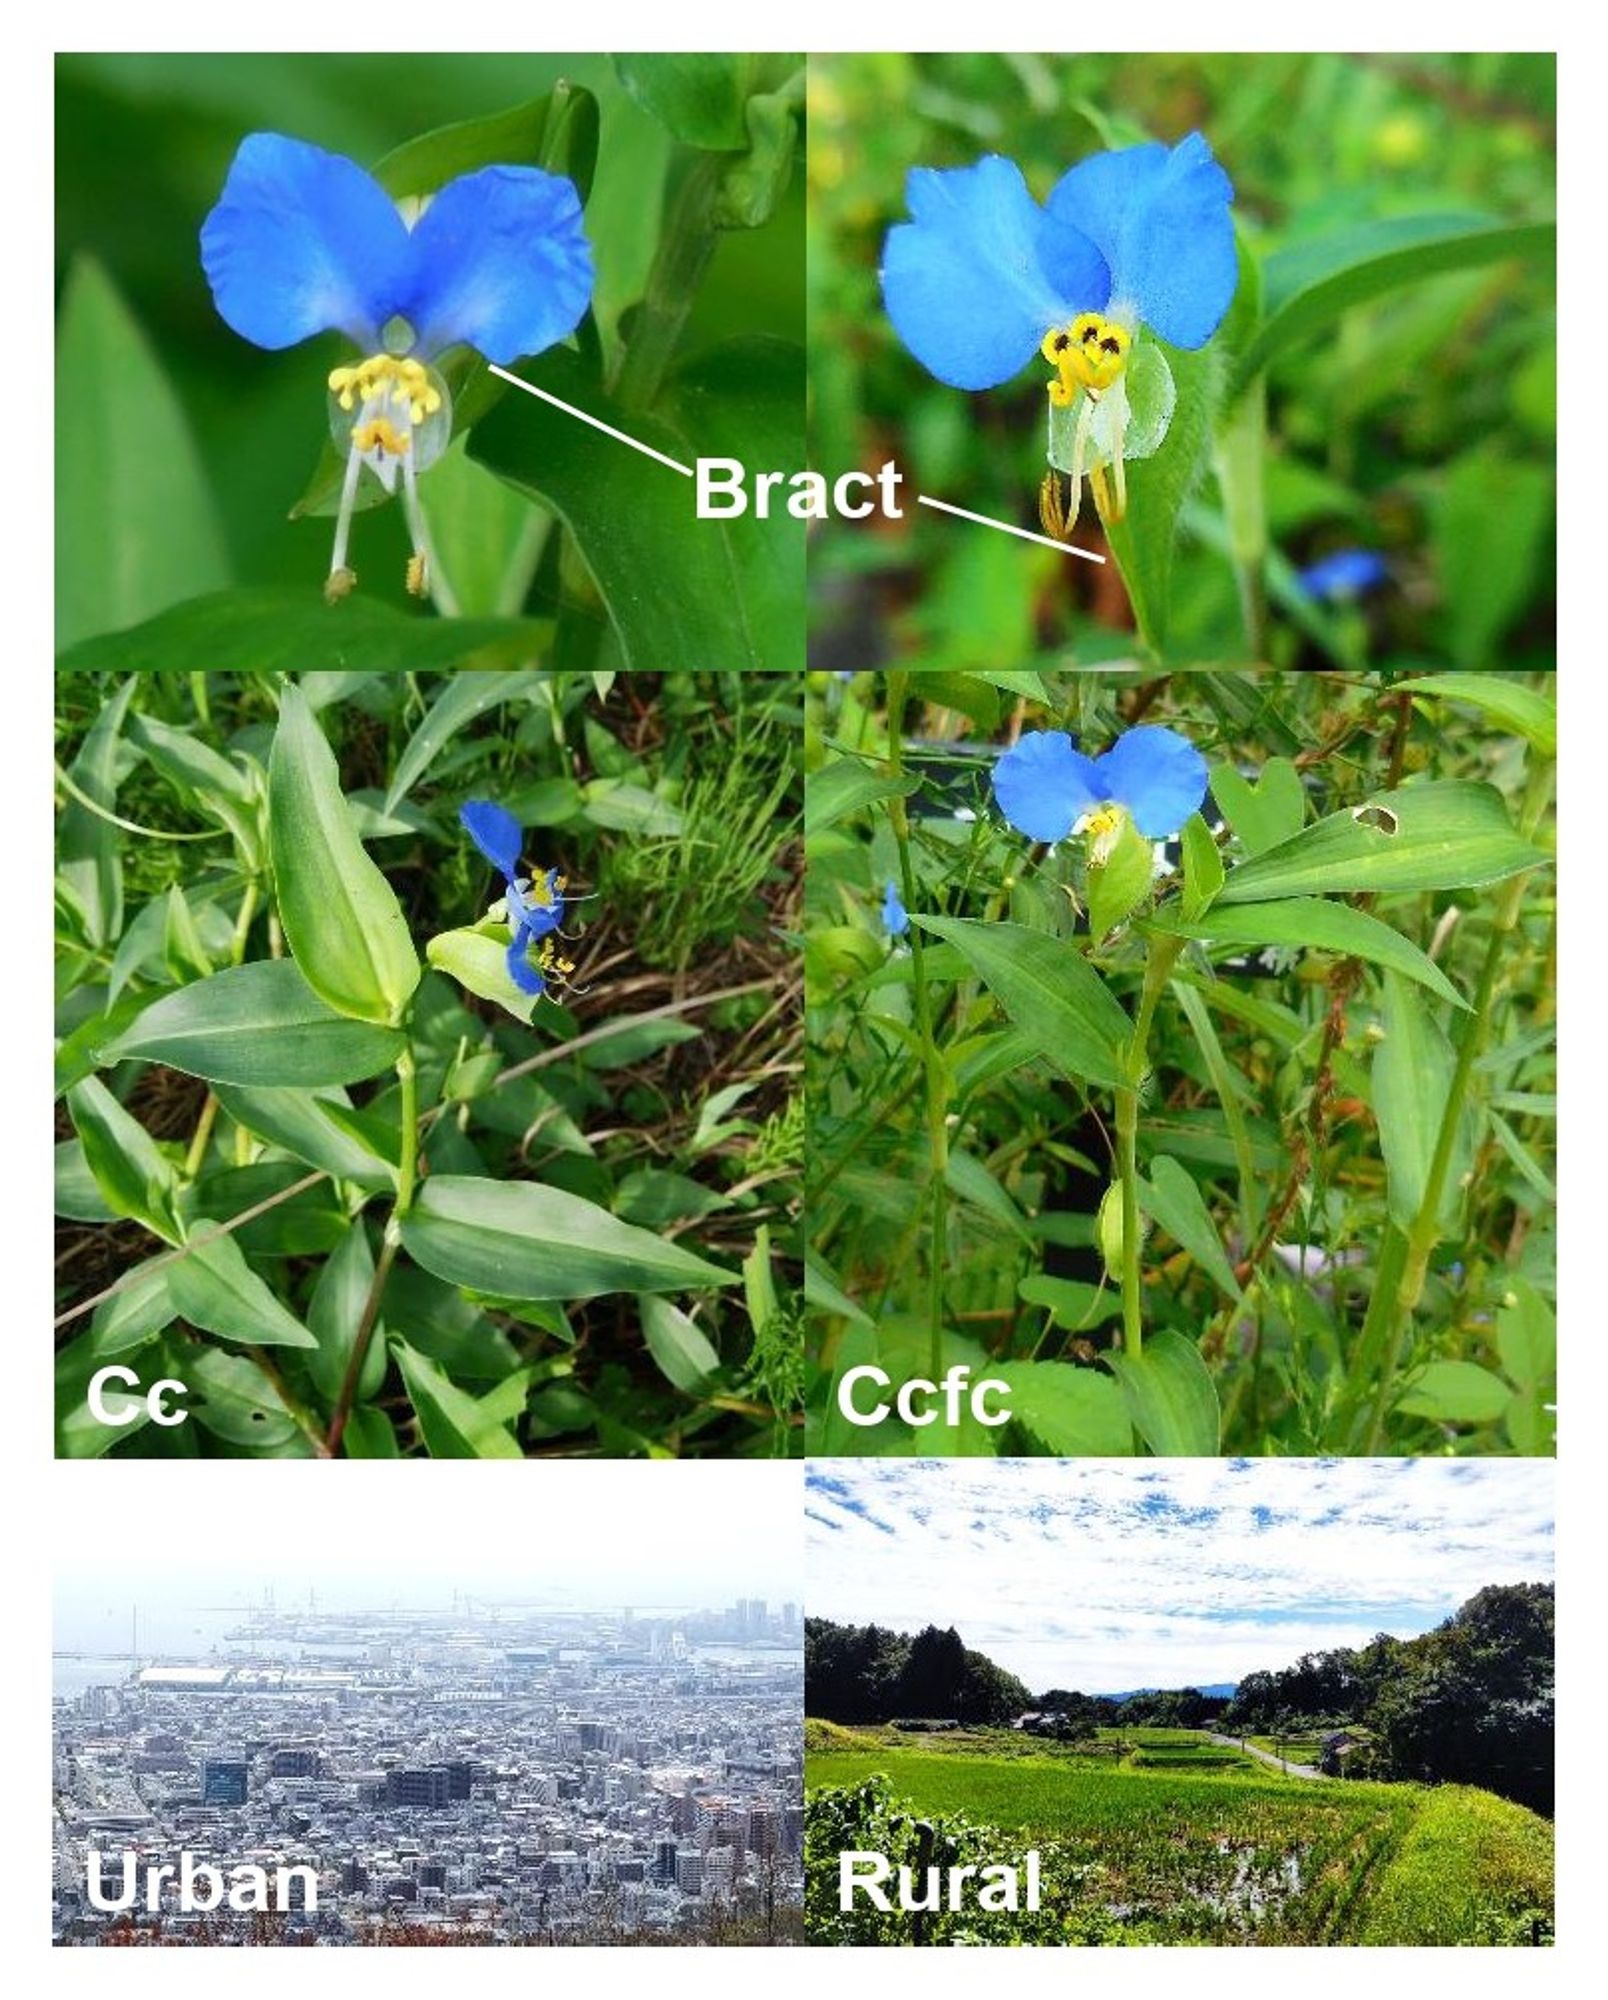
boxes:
[53,1597,804,1946]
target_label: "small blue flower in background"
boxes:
[201,134,593,603]
[460,799,571,997]
[993,725,1208,855]
[1297,548,1390,603]
[881,879,911,937]
[882,137,1235,533]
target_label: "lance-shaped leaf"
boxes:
[100,959,406,1087]
[269,682,420,1025]
[400,1175,734,1301]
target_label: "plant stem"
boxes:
[609,151,725,415]
[885,670,950,1376]
[184,880,260,1179]
[324,1046,419,1457]
[1115,933,1186,1359]
[1355,760,1553,1451]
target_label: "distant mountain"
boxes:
[1096,1683,1238,1700]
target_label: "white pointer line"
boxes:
[487,364,695,478]
[917,493,1106,565]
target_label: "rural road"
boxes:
[1208,1733,1328,1779]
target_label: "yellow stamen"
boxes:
[405,551,429,597]
[1041,314,1131,401]
[352,416,411,458]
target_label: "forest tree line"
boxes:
[806,1584,1553,1814]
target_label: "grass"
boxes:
[806,1727,1554,1945]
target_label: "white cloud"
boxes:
[806,1460,1553,1692]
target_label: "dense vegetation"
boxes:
[806,1618,1031,1725]
[804,1742,1554,1946]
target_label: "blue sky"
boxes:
[806,1460,1554,1692]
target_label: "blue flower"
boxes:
[881,880,910,937]
[1297,548,1390,603]
[460,800,569,997]
[202,134,593,602]
[992,726,1208,848]
[882,137,1235,530]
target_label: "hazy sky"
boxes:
[806,1459,1554,1693]
[56,1462,802,1647]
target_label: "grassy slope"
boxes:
[1354,1786,1555,1946]
[806,1727,1554,1946]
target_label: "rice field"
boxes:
[806,1729,1554,1945]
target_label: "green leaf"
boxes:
[373,83,600,203]
[400,1175,734,1301]
[640,1296,722,1392]
[1017,1275,1119,1331]
[1497,1279,1555,1454]
[1105,1329,1221,1456]
[805,761,920,839]
[342,1405,400,1457]
[614,53,800,151]
[57,588,550,674]
[187,1347,305,1451]
[1086,814,1155,940]
[55,987,158,1098]
[307,1219,387,1406]
[55,258,230,651]
[996,1362,1133,1455]
[269,682,420,1026]
[1216,781,1545,903]
[211,1082,397,1191]
[911,916,1132,1089]
[426,926,540,1025]
[58,677,136,950]
[100,960,406,1086]
[1139,1156,1242,1301]
[1232,216,1556,396]
[470,339,804,671]
[67,1075,181,1244]
[1179,813,1225,921]
[1396,1359,1511,1426]
[944,1149,1031,1240]
[1431,454,1554,670]
[1099,337,1220,657]
[55,1138,117,1222]
[89,1258,179,1355]
[1166,898,1470,1009]
[1210,758,1306,855]
[167,1232,318,1350]
[1372,971,1466,1233]
[391,1339,523,1459]
[803,1252,873,1329]
[384,669,535,814]
[1392,673,1556,759]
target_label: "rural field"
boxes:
[805,1724,1554,1946]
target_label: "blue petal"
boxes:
[506,925,547,996]
[403,167,593,365]
[992,731,1104,843]
[460,800,523,880]
[200,133,411,352]
[1297,549,1390,602]
[882,881,910,937]
[1092,726,1208,838]
[882,157,1082,390]
[1044,134,1236,350]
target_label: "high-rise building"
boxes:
[384,1768,451,1809]
[202,1760,248,1804]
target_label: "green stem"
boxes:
[1114,933,1186,1361]
[184,880,259,1180]
[886,670,950,1377]
[324,1045,419,1456]
[609,151,725,415]
[1213,378,1269,662]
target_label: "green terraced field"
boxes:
[806,1729,1554,1946]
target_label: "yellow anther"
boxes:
[352,417,412,458]
[405,551,429,597]
[1042,313,1131,401]
[324,566,357,605]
